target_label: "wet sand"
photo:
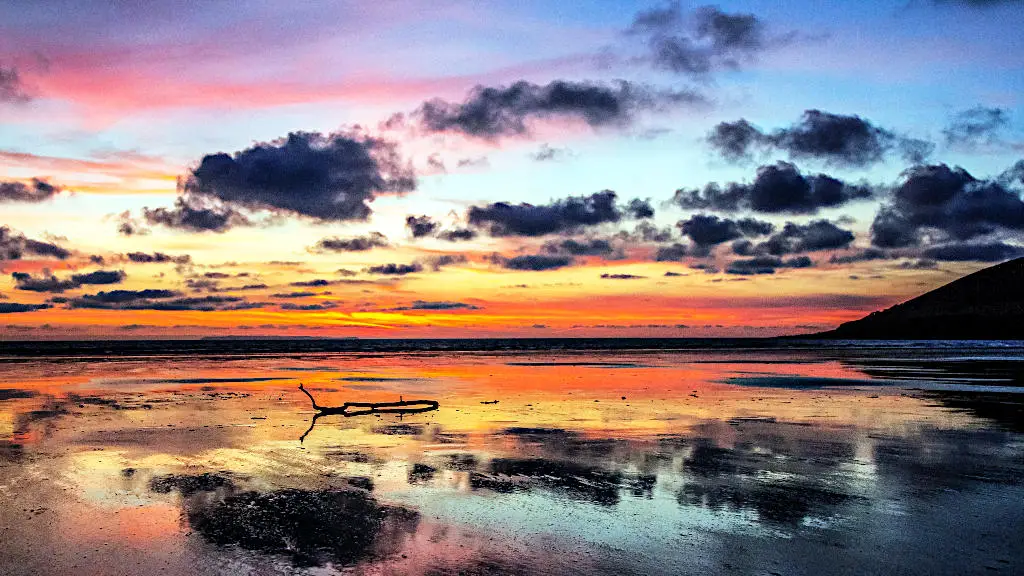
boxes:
[1,343,1022,575]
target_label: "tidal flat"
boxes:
[0,340,1022,575]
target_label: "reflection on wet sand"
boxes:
[0,346,1022,574]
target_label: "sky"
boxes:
[0,0,1023,339]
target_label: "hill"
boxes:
[809,257,1024,340]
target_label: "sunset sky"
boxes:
[1,0,1023,339]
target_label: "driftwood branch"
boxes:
[298,383,440,443]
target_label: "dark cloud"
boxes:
[290,279,334,287]
[144,196,249,233]
[492,254,574,271]
[312,232,389,252]
[0,178,61,203]
[870,163,1024,248]
[280,302,338,311]
[828,248,891,264]
[921,242,1024,262]
[389,300,480,311]
[677,214,773,248]
[68,292,263,311]
[726,255,813,275]
[600,273,646,279]
[125,252,191,265]
[405,215,439,238]
[437,228,477,242]
[0,227,71,260]
[707,110,932,166]
[542,238,616,256]
[625,198,655,219]
[469,190,639,236]
[943,106,1011,148]
[674,162,874,215]
[415,80,703,139]
[142,197,249,233]
[690,262,720,273]
[272,291,316,299]
[416,254,467,271]
[0,67,31,104]
[731,239,754,256]
[654,243,688,261]
[898,258,939,270]
[22,239,71,260]
[365,263,423,275]
[627,3,801,79]
[65,289,179,308]
[71,270,126,285]
[82,289,179,302]
[758,220,855,255]
[153,130,415,232]
[0,302,49,313]
[706,119,764,162]
[12,269,126,293]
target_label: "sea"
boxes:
[0,338,1021,575]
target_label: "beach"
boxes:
[0,340,1022,575]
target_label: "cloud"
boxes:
[272,291,317,299]
[416,254,467,271]
[600,273,646,279]
[388,300,480,311]
[469,190,650,237]
[726,255,813,275]
[492,254,574,271]
[920,242,1024,262]
[0,302,50,313]
[71,270,126,285]
[290,279,334,287]
[405,215,439,238]
[707,110,932,166]
[625,198,655,219]
[0,179,62,203]
[758,220,855,255]
[12,269,126,293]
[673,162,874,214]
[531,144,572,162]
[150,130,415,232]
[142,197,250,233]
[0,226,71,260]
[943,106,1011,148]
[870,163,1024,248]
[655,243,688,261]
[542,238,616,256]
[312,232,389,252]
[627,3,795,78]
[365,263,422,275]
[115,211,150,236]
[68,291,262,311]
[677,214,774,248]
[828,248,891,264]
[0,67,31,104]
[414,79,703,139]
[630,221,674,242]
[437,228,477,242]
[125,252,191,264]
[280,302,338,311]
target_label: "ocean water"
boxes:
[0,339,1021,575]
